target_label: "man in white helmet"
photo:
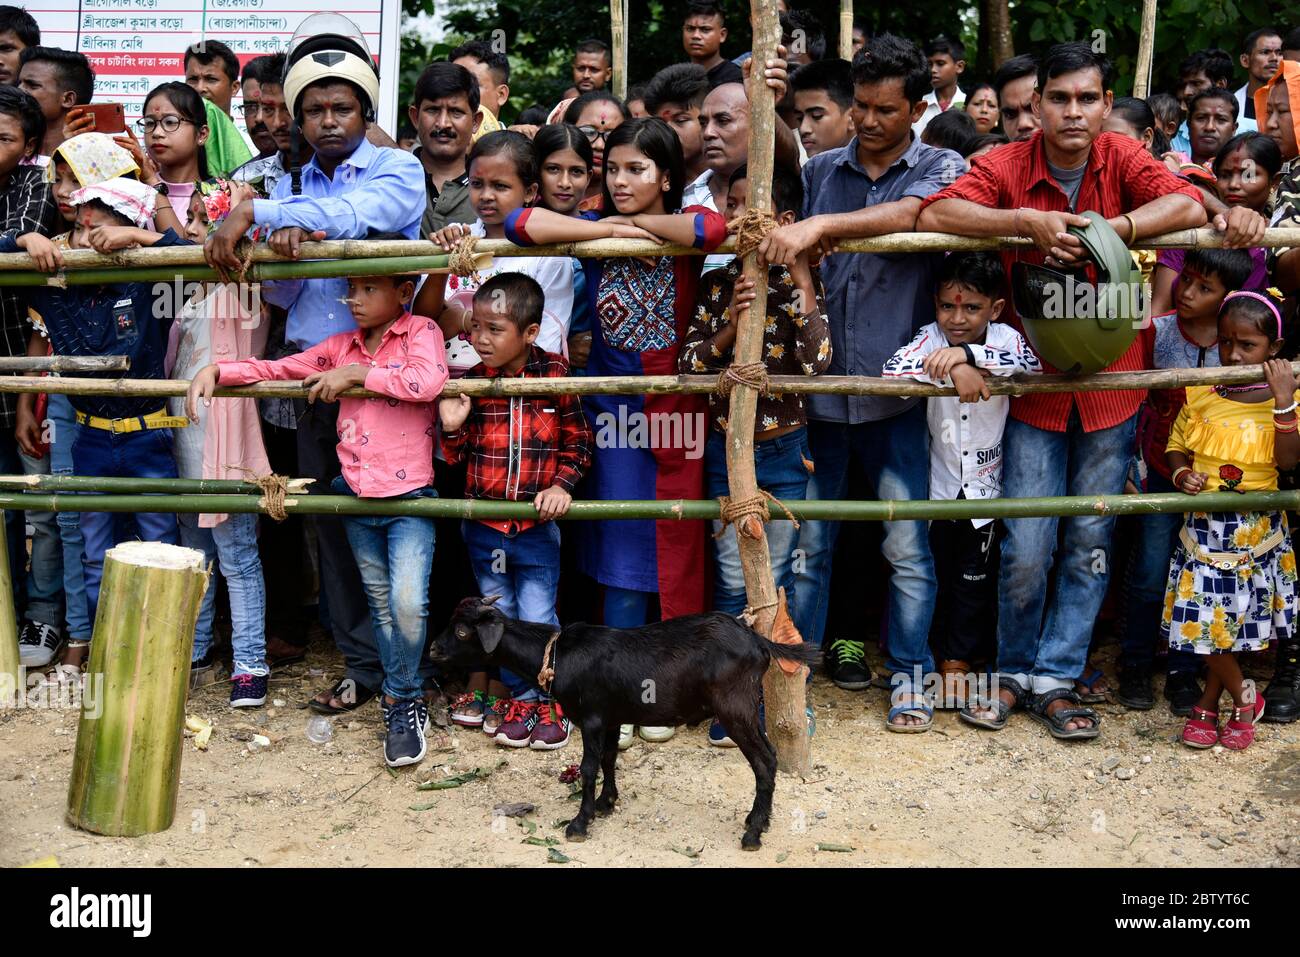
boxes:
[204,21,428,716]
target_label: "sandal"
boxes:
[1181,705,1220,749]
[959,675,1027,730]
[1220,694,1266,751]
[886,692,933,733]
[307,678,378,715]
[1027,687,1101,740]
[937,659,972,710]
[1074,667,1109,704]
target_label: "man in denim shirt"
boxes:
[760,34,964,733]
[206,68,426,715]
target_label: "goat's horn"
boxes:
[481,594,502,606]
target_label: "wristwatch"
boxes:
[153,181,168,196]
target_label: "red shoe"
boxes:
[1221,695,1265,751]
[529,702,571,750]
[1181,706,1219,748]
[494,700,538,747]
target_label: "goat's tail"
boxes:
[762,639,823,670]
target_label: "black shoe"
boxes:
[826,638,872,690]
[1164,671,1202,717]
[1116,667,1155,711]
[382,698,430,767]
[1262,638,1300,724]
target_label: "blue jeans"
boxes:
[335,478,436,702]
[997,412,1136,694]
[463,519,561,701]
[19,446,63,630]
[792,404,937,684]
[1120,469,1200,677]
[72,425,179,626]
[49,395,90,639]
[181,512,268,675]
[705,428,810,616]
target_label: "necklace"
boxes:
[1214,382,1270,397]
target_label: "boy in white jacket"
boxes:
[882,252,1040,707]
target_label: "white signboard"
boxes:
[32,0,403,133]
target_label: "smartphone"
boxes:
[81,103,126,134]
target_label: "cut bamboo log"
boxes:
[0,474,315,495]
[66,541,210,837]
[1,227,1298,272]
[0,514,19,709]
[734,0,810,777]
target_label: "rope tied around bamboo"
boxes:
[728,207,780,260]
[448,235,482,283]
[255,474,291,521]
[715,361,771,398]
[716,489,800,541]
[213,237,257,285]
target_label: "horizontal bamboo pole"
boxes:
[1,489,1297,521]
[0,254,460,288]
[1,228,1298,273]
[0,355,129,373]
[0,474,315,495]
[0,360,1294,402]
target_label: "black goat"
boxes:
[432,596,819,850]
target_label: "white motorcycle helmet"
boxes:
[282,13,380,121]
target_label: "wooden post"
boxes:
[0,513,19,709]
[729,0,810,777]
[66,541,209,836]
[610,0,628,101]
[1133,0,1158,99]
[839,0,853,60]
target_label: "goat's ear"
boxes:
[477,618,505,653]
[481,594,502,607]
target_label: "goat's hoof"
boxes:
[594,796,617,817]
[741,831,762,851]
[564,823,589,843]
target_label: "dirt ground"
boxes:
[2,640,1299,869]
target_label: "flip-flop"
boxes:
[307,678,378,715]
[886,693,933,733]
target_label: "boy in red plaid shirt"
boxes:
[439,273,593,750]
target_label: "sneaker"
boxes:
[1116,667,1154,711]
[618,724,636,750]
[189,651,226,691]
[494,700,539,747]
[827,638,872,690]
[529,702,572,750]
[1165,671,1203,717]
[450,690,486,727]
[229,673,268,708]
[381,697,430,767]
[639,725,675,742]
[17,621,62,668]
[482,695,508,736]
[708,719,737,747]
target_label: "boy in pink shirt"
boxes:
[188,264,450,767]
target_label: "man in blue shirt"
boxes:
[759,34,964,733]
[206,66,426,715]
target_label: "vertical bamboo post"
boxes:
[66,541,209,836]
[0,512,19,708]
[1132,0,1158,99]
[611,0,628,101]
[839,0,853,60]
[729,0,810,776]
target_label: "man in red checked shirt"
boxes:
[917,42,1206,742]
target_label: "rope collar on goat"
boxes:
[537,629,562,692]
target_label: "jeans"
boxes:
[49,395,90,639]
[19,446,63,630]
[72,425,179,625]
[997,411,1136,694]
[1120,469,1200,677]
[335,477,436,702]
[705,428,810,616]
[463,519,561,701]
[181,512,268,675]
[605,586,650,628]
[0,429,25,615]
[792,404,937,684]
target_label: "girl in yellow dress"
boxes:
[1164,290,1299,751]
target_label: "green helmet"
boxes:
[1012,210,1145,375]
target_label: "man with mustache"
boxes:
[410,62,480,235]
[239,55,278,159]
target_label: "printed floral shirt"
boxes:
[679,260,831,434]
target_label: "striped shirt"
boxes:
[0,166,60,425]
[919,130,1203,433]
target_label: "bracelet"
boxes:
[1121,213,1137,245]
[1014,208,1026,237]
[1171,466,1192,487]
[1276,421,1299,434]
[1273,401,1298,415]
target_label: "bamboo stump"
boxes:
[0,513,19,708]
[66,542,209,836]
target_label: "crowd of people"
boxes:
[2,1,1300,769]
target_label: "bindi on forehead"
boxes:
[954,291,963,305]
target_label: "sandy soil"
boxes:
[2,641,1299,869]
